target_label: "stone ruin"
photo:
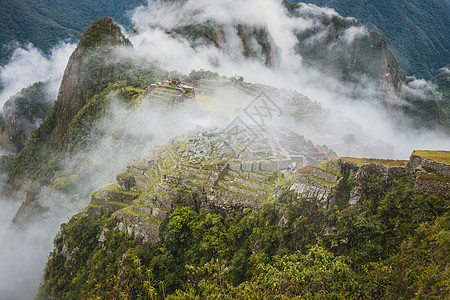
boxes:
[140,78,195,110]
[85,126,338,243]
[291,150,450,209]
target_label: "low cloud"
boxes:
[342,26,369,43]
[0,42,76,106]
[127,0,449,159]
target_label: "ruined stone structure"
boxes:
[407,150,450,197]
[141,79,195,110]
[292,151,450,208]
[86,127,337,242]
[85,135,449,243]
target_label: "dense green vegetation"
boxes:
[36,173,449,299]
[432,67,450,122]
[402,79,448,130]
[0,18,169,225]
[291,10,405,88]
[292,0,450,78]
[0,81,53,152]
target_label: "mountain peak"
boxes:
[52,17,131,147]
[78,17,131,49]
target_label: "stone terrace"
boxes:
[85,127,337,242]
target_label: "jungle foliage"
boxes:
[432,67,450,123]
[0,81,53,152]
[36,176,449,299]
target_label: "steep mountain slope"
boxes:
[3,1,448,228]
[0,0,145,65]
[0,81,54,153]
[1,17,168,225]
[158,1,447,129]
[293,0,450,79]
[0,11,446,298]
[432,66,450,122]
[0,0,78,65]
[36,134,450,298]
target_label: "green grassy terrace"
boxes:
[412,150,450,164]
[340,157,409,167]
[417,172,450,183]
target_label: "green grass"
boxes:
[412,150,450,164]
[227,174,274,195]
[316,161,342,177]
[99,182,118,191]
[213,185,256,200]
[99,182,140,196]
[417,172,450,184]
[116,172,131,179]
[146,169,160,183]
[108,201,129,207]
[92,192,109,199]
[195,94,235,117]
[133,172,152,185]
[144,218,161,226]
[340,157,409,167]
[124,86,145,93]
[305,174,336,187]
[128,160,147,170]
[218,179,259,194]
[297,166,313,175]
[155,189,176,199]
[161,152,175,168]
[132,199,151,209]
[121,205,150,218]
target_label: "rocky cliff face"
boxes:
[80,124,449,244]
[38,141,449,298]
[53,17,131,148]
[292,150,450,208]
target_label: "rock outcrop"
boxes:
[53,16,131,147]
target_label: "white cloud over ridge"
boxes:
[128,0,449,159]
[0,42,76,106]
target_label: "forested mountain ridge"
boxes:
[1,17,167,225]
[2,0,448,81]
[432,66,450,122]
[0,81,54,153]
[2,1,448,227]
[292,0,450,79]
[0,0,145,65]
